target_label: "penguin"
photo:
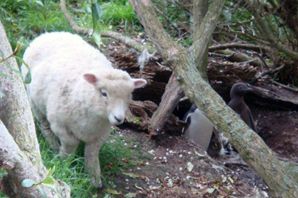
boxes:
[183,82,257,156]
[183,104,214,151]
[183,105,232,156]
[228,82,257,132]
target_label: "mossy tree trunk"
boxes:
[0,21,70,198]
[130,0,298,197]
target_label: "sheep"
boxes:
[22,32,147,188]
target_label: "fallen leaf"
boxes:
[21,179,36,188]
[207,187,215,194]
[123,172,144,179]
[125,192,137,198]
[105,188,121,195]
[187,162,194,172]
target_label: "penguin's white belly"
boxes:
[185,109,214,151]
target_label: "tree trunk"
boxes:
[130,0,298,197]
[0,21,70,197]
[193,0,208,80]
[148,74,183,136]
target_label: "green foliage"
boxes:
[151,0,191,45]
[100,1,138,27]
[38,130,137,197]
[0,0,71,55]
[0,169,8,198]
[0,192,8,198]
[0,0,140,52]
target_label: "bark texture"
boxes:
[148,74,183,136]
[193,0,208,80]
[0,21,70,197]
[246,0,298,60]
[130,0,298,197]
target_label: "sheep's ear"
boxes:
[83,73,98,84]
[132,78,147,89]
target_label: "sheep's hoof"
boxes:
[91,177,103,189]
[57,151,69,159]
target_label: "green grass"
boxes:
[39,130,137,198]
[0,169,8,198]
[0,1,142,196]
[100,2,138,27]
[0,0,72,56]
[0,0,141,58]
[0,131,138,197]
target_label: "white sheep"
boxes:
[22,32,147,188]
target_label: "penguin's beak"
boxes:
[245,84,256,93]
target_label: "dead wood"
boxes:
[60,0,154,53]
[130,0,298,196]
[148,74,184,137]
[107,41,298,133]
[209,42,270,53]
[246,0,298,61]
[250,81,298,110]
[216,49,265,67]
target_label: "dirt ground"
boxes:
[100,41,297,198]
[254,108,298,163]
[99,129,269,198]
[97,105,298,198]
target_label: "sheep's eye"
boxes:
[100,89,108,97]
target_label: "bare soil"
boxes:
[97,106,298,198]
[99,129,269,198]
[99,41,298,198]
[254,108,298,163]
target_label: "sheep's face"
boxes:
[84,70,147,125]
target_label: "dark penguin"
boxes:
[182,82,256,156]
[228,82,257,132]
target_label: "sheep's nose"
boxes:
[114,116,124,124]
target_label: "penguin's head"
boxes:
[230,82,254,98]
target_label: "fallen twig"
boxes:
[60,0,155,53]
[270,79,298,92]
[209,42,270,53]
[251,64,285,83]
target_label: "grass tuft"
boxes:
[39,130,136,197]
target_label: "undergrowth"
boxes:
[39,130,138,198]
[0,131,138,197]
[0,0,143,197]
[0,0,141,57]
[0,0,71,55]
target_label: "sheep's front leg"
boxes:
[32,104,60,151]
[39,119,60,152]
[85,138,105,188]
[50,123,79,157]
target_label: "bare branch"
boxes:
[148,74,183,136]
[0,120,70,197]
[190,0,225,67]
[246,0,298,60]
[60,0,154,52]
[250,64,285,83]
[101,31,154,53]
[209,42,270,53]
[129,0,183,62]
[192,0,208,80]
[192,0,208,41]
[131,0,298,196]
[60,0,90,35]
